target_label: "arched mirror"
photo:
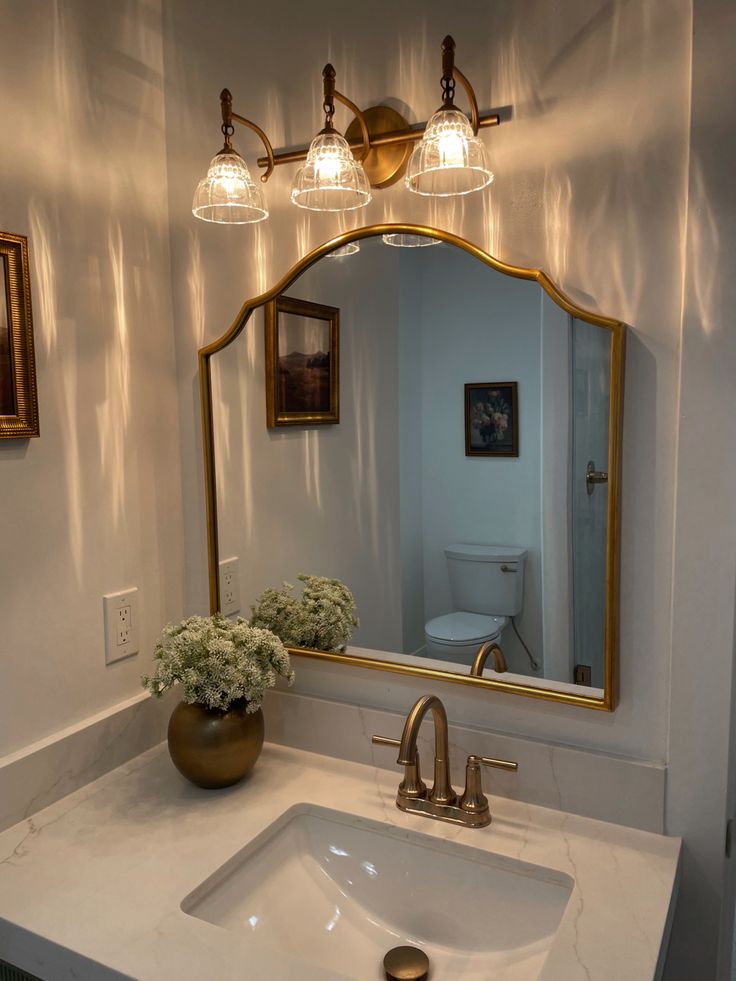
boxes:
[200,226,624,710]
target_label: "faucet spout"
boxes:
[397,695,454,804]
[470,641,508,677]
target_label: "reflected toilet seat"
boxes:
[425,612,507,664]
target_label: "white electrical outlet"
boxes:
[219,557,240,615]
[103,588,140,664]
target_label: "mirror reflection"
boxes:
[210,235,614,698]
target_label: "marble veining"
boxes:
[0,740,679,980]
[0,689,176,834]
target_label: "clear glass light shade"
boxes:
[192,149,268,224]
[405,107,494,197]
[291,131,372,212]
[382,233,440,248]
[327,241,361,257]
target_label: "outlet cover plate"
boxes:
[103,587,140,664]
[219,557,240,615]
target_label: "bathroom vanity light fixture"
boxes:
[193,36,501,224]
[192,89,274,224]
[405,36,494,196]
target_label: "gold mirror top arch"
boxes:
[199,224,625,712]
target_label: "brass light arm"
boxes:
[220,87,275,182]
[452,65,480,134]
[333,90,371,162]
[231,112,275,181]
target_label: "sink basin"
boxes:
[182,804,573,980]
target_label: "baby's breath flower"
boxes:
[141,614,294,711]
[250,575,358,652]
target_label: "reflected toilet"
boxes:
[424,545,527,665]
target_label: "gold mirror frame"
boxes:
[0,232,39,439]
[199,224,625,711]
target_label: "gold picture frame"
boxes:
[265,295,339,427]
[199,224,625,712]
[0,231,39,439]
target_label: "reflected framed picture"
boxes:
[1,231,39,439]
[265,295,339,427]
[465,382,518,457]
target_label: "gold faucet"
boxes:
[373,694,517,828]
[470,641,508,677]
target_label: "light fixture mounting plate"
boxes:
[345,105,412,188]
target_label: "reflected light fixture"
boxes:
[192,89,274,224]
[291,65,372,212]
[326,242,361,257]
[193,36,502,224]
[405,36,494,197]
[382,233,441,248]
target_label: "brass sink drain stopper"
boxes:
[383,945,430,981]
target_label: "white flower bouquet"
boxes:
[250,574,359,652]
[142,614,294,712]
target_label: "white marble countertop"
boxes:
[0,741,680,981]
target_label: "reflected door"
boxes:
[571,321,611,688]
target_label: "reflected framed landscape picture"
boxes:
[465,382,518,457]
[265,295,339,427]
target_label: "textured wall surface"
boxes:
[0,0,185,756]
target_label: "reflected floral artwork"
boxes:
[465,382,519,457]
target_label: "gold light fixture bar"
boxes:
[256,111,500,171]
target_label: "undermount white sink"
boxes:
[182,804,573,980]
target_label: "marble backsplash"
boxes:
[0,685,665,834]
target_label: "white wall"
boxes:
[0,0,184,757]
[664,0,736,976]
[213,243,403,651]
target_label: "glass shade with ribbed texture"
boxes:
[192,149,268,224]
[405,107,493,197]
[291,130,371,212]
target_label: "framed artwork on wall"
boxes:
[464,382,518,457]
[265,295,339,427]
[0,231,39,439]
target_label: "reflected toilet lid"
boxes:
[425,612,506,646]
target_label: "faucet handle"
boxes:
[372,734,401,748]
[459,754,518,819]
[476,756,518,772]
[372,734,427,800]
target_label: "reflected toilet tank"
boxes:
[444,544,527,617]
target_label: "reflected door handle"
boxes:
[586,460,608,495]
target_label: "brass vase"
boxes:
[167,699,264,789]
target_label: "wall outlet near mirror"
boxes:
[219,558,240,615]
[103,588,139,664]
